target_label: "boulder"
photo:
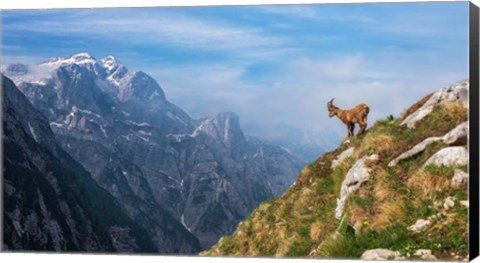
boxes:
[443,121,469,145]
[361,249,404,260]
[452,169,468,187]
[388,137,442,167]
[408,219,431,233]
[424,146,468,167]
[335,154,377,219]
[414,249,437,260]
[331,147,355,169]
[388,122,468,167]
[401,80,469,128]
[460,200,469,208]
[443,196,455,210]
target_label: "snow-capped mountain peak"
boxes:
[72,52,94,60]
[100,55,121,73]
[43,52,97,67]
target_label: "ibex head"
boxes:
[327,98,336,117]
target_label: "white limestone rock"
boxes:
[408,219,431,233]
[452,169,469,187]
[443,196,455,210]
[401,80,469,128]
[423,146,468,167]
[388,121,468,167]
[388,137,442,167]
[331,147,355,169]
[443,121,469,145]
[460,200,469,208]
[414,249,437,260]
[335,154,377,219]
[361,249,404,260]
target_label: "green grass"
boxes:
[202,100,469,260]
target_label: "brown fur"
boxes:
[327,98,370,137]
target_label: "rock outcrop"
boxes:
[388,121,468,167]
[331,147,355,168]
[408,219,431,233]
[423,146,468,167]
[361,249,404,260]
[401,80,469,128]
[335,154,378,219]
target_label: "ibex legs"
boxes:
[348,123,355,137]
[358,117,367,135]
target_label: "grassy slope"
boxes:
[201,101,468,260]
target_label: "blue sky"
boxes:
[1,2,470,147]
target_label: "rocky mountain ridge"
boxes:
[4,53,303,250]
[2,75,158,252]
[203,80,470,260]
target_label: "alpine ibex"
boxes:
[327,98,369,137]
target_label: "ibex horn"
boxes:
[328,98,335,105]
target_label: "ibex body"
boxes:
[327,98,369,137]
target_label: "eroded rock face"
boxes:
[4,54,303,250]
[388,121,468,167]
[424,146,468,167]
[443,121,469,145]
[335,154,378,219]
[388,137,443,167]
[331,147,355,169]
[401,80,469,128]
[3,75,158,253]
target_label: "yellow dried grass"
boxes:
[407,169,451,199]
[310,221,325,242]
[370,201,406,230]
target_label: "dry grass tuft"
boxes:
[357,134,394,157]
[275,235,298,257]
[370,201,406,230]
[373,169,396,202]
[407,169,451,199]
[310,221,325,242]
[317,232,348,257]
[441,102,468,120]
[336,157,355,173]
[349,205,369,228]
[293,188,316,217]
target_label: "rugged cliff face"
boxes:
[203,80,470,261]
[2,75,157,252]
[4,53,303,250]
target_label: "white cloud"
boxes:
[2,5,468,148]
[3,10,290,58]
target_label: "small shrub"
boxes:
[387,114,395,122]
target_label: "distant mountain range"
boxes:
[3,75,157,252]
[3,53,320,252]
